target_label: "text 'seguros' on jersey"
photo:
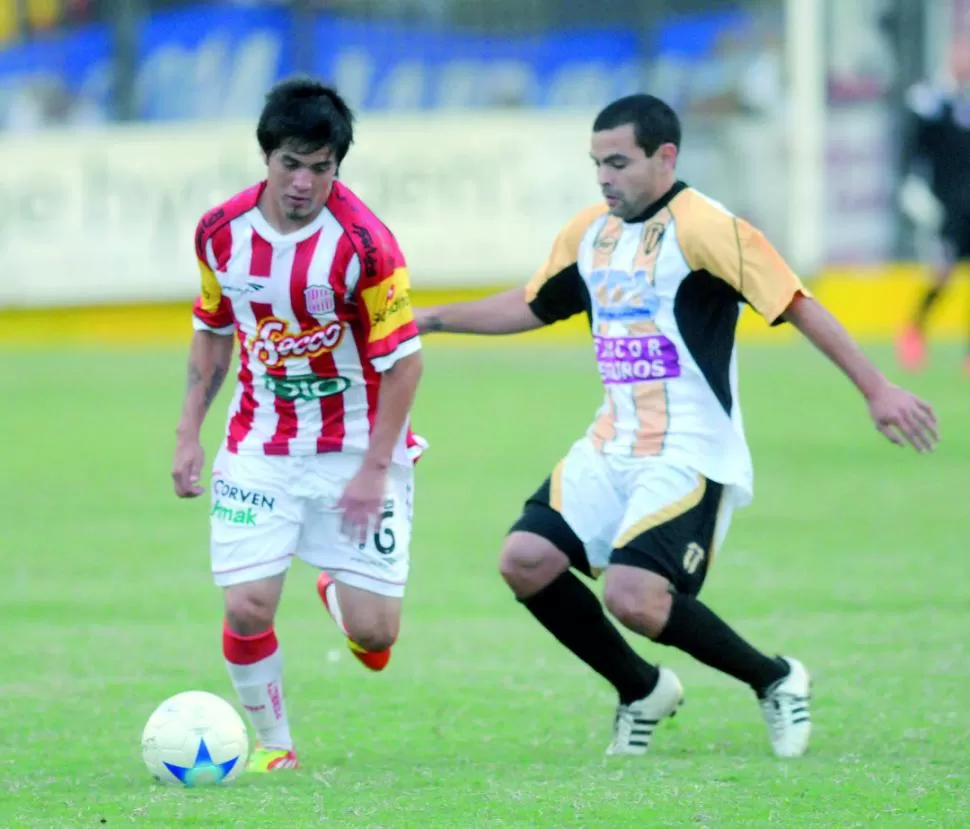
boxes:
[522,182,810,500]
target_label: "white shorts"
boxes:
[209,447,413,597]
[522,438,741,591]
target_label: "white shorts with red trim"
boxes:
[209,446,413,597]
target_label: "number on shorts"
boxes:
[683,542,705,575]
[373,506,396,555]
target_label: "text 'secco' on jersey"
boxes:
[192,180,426,465]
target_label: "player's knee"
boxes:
[334,584,401,654]
[499,532,569,598]
[346,620,398,654]
[603,576,672,640]
[224,590,276,636]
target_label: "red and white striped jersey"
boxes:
[192,180,425,465]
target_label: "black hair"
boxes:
[592,94,681,156]
[256,76,355,162]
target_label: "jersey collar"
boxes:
[623,180,688,224]
[248,181,331,244]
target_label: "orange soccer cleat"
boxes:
[317,572,392,672]
[896,325,927,372]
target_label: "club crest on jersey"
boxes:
[642,222,666,254]
[304,284,335,316]
[248,317,345,369]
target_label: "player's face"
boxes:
[591,124,677,220]
[265,143,338,227]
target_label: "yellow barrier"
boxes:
[0,266,966,346]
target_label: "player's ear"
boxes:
[658,142,678,170]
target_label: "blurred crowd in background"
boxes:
[0,0,966,266]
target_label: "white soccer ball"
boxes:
[141,690,249,786]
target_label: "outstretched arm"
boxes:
[672,197,940,455]
[782,294,939,452]
[415,288,546,336]
[417,204,603,336]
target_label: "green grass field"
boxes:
[2,340,968,828]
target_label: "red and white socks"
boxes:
[222,623,293,751]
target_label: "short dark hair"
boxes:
[593,95,681,156]
[256,76,355,162]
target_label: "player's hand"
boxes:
[172,437,206,498]
[866,381,939,453]
[337,461,387,545]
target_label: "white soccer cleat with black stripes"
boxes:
[759,656,812,758]
[605,667,684,756]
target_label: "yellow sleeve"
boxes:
[670,189,811,324]
[356,232,418,358]
[524,204,607,324]
[525,204,607,302]
[192,226,234,330]
[198,258,222,312]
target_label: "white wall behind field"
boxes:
[0,108,894,308]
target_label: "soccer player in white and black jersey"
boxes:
[417,95,939,759]
[171,77,425,772]
[897,37,970,374]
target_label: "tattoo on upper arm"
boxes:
[204,358,230,411]
[422,315,444,334]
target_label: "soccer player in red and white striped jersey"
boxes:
[171,77,425,773]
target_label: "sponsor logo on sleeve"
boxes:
[361,270,413,343]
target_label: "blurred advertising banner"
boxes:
[0,107,898,308]
[0,115,599,307]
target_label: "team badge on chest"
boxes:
[304,284,336,316]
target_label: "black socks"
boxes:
[522,572,659,704]
[655,592,788,695]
